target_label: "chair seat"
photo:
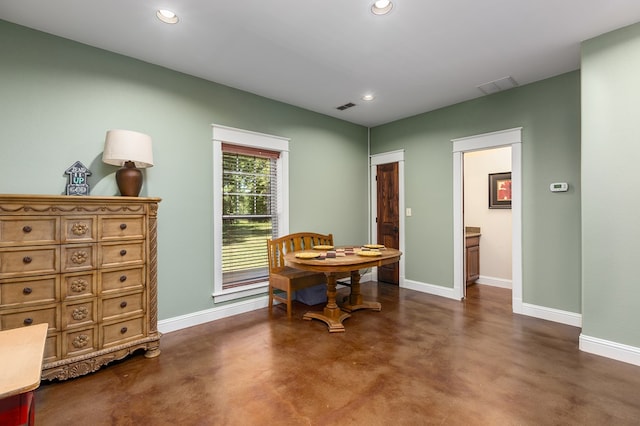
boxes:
[274,267,323,279]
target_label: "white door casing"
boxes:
[452,128,523,312]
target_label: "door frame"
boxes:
[452,128,523,313]
[370,150,405,287]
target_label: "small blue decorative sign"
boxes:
[65,161,92,196]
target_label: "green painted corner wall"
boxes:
[0,20,369,320]
[582,22,640,347]
[370,72,582,313]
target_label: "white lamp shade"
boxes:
[102,129,154,168]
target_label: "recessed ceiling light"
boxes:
[362,94,375,101]
[156,9,179,24]
[371,0,393,15]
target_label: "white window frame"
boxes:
[212,124,289,303]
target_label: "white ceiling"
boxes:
[2,1,640,127]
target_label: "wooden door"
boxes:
[376,162,400,284]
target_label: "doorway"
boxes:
[452,128,523,313]
[376,162,400,284]
[463,147,513,298]
[370,150,405,287]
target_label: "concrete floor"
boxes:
[35,283,640,425]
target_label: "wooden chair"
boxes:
[267,232,346,319]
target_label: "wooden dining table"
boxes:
[0,323,48,425]
[284,247,402,332]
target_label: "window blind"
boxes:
[221,144,279,289]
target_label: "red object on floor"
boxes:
[0,391,35,426]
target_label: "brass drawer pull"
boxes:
[23,318,33,325]
[120,223,127,230]
[120,301,128,308]
[23,256,32,263]
[120,275,127,282]
[120,327,128,334]
[23,287,32,295]
[120,249,127,256]
[23,225,32,233]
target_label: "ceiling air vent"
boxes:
[336,102,356,111]
[477,76,519,95]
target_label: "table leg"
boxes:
[303,273,350,332]
[340,270,382,313]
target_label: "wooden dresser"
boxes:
[0,195,161,381]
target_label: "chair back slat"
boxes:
[267,232,334,273]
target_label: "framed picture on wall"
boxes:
[489,172,511,209]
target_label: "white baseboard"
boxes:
[359,271,375,283]
[158,296,269,334]
[521,302,582,327]
[476,275,512,289]
[399,279,582,332]
[402,279,460,300]
[512,297,523,314]
[580,334,640,367]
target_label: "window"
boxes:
[212,125,289,303]
[221,144,278,288]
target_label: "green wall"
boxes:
[0,20,369,319]
[582,22,640,347]
[370,72,582,313]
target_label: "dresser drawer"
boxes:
[101,316,144,347]
[100,241,144,268]
[101,291,144,321]
[100,216,145,241]
[63,326,98,357]
[61,216,96,243]
[61,271,97,300]
[0,275,58,307]
[61,243,96,272]
[62,299,97,329]
[0,216,58,246]
[0,304,59,331]
[100,266,144,294]
[0,246,59,278]
[44,333,61,363]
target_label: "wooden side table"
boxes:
[0,323,48,426]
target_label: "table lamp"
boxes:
[102,129,154,197]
